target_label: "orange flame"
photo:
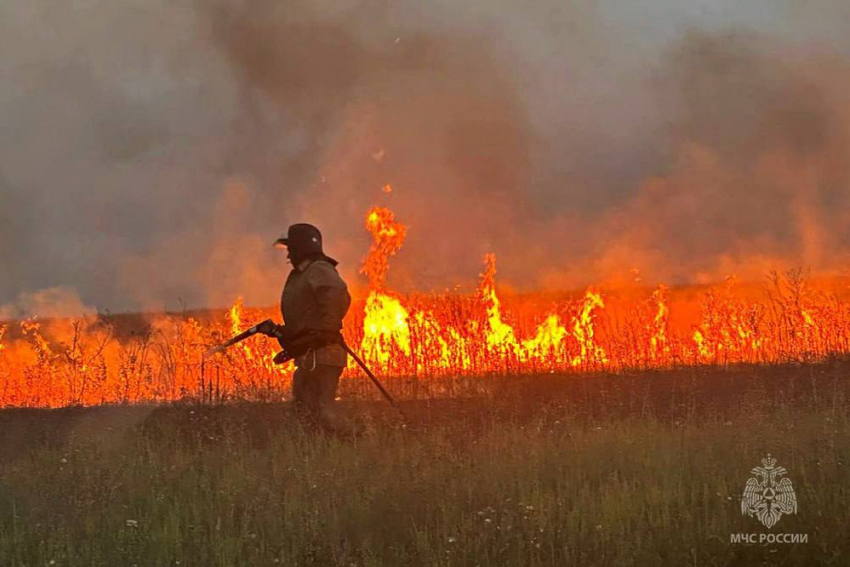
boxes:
[570,291,607,367]
[650,284,670,359]
[361,293,411,365]
[359,206,413,367]
[478,253,520,354]
[4,205,850,407]
[477,253,573,363]
[361,206,407,292]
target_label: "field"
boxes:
[1,360,848,566]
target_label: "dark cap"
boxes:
[274,223,323,254]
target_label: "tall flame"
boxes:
[361,206,407,292]
[650,284,670,359]
[228,297,256,362]
[360,206,412,366]
[571,291,607,367]
[477,253,572,363]
[478,253,520,354]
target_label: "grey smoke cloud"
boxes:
[2,0,849,315]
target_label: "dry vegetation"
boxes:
[0,361,848,566]
[1,270,850,408]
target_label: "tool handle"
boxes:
[341,343,406,422]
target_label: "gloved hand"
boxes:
[255,320,284,338]
[272,325,301,351]
[269,329,346,366]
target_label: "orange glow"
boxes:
[570,291,607,367]
[478,253,520,355]
[2,206,850,407]
[650,285,669,360]
[361,206,406,292]
[361,292,411,365]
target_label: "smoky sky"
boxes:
[2,0,850,316]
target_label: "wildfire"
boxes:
[229,297,256,362]
[2,205,850,408]
[522,315,568,360]
[476,253,575,364]
[570,292,607,367]
[227,296,283,375]
[649,285,669,359]
[361,293,411,365]
[478,253,520,354]
[360,205,412,366]
[361,206,407,292]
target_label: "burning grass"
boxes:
[2,205,850,408]
[1,268,850,408]
[0,362,847,565]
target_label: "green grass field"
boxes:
[1,362,848,566]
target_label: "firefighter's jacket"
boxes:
[281,257,351,367]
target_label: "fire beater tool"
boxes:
[204,322,404,418]
[340,342,404,416]
[203,319,276,357]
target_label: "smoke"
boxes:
[2,0,850,315]
[587,30,850,285]
[0,287,96,321]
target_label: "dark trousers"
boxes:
[292,364,345,433]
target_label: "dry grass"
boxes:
[2,271,850,408]
[1,361,848,566]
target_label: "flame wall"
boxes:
[2,250,850,407]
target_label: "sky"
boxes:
[1,0,849,316]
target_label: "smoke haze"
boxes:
[2,0,850,314]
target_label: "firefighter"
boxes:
[270,223,352,432]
